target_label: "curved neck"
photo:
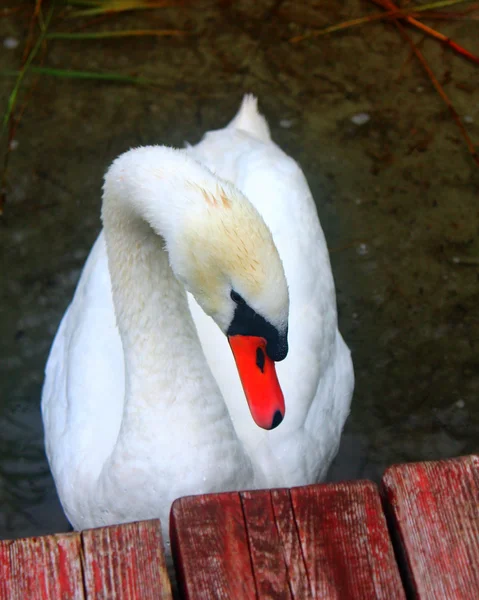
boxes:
[101,147,231,435]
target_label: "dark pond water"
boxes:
[1,1,478,539]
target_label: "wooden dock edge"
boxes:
[1,455,478,599]
[170,481,406,599]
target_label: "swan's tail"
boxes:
[227,94,271,143]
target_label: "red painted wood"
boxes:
[81,519,172,599]
[172,482,404,599]
[290,481,406,599]
[0,532,84,599]
[382,455,479,599]
[170,492,256,599]
[270,489,311,599]
[240,490,293,599]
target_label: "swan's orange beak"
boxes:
[228,335,285,430]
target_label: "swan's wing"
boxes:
[41,233,125,512]
[303,330,354,481]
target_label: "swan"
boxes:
[41,95,354,544]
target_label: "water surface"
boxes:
[1,1,478,538]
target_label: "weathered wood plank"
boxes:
[170,492,256,599]
[240,490,293,599]
[290,481,406,599]
[81,519,172,600]
[382,455,479,599]
[270,489,312,599]
[0,532,84,599]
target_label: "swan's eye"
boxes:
[230,290,245,305]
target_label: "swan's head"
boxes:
[168,179,289,430]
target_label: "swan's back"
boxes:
[225,94,271,143]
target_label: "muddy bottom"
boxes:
[0,1,478,538]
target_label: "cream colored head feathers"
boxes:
[103,145,289,336]
[171,178,289,335]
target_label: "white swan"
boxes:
[42,96,354,542]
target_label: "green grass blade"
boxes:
[60,1,100,5]
[2,5,55,138]
[46,29,185,40]
[1,67,159,86]
[63,0,172,17]
[62,1,99,5]
[414,0,475,11]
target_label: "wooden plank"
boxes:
[170,492,256,599]
[81,519,172,600]
[382,455,479,599]
[172,483,405,599]
[0,532,84,599]
[290,481,406,599]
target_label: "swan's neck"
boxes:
[107,215,199,406]
[101,147,228,430]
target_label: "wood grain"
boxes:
[290,481,406,599]
[240,490,293,599]
[270,489,312,599]
[81,519,172,599]
[0,532,84,599]
[172,483,405,599]
[170,492,256,599]
[382,455,479,599]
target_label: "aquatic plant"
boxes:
[0,0,477,214]
[291,0,479,166]
[0,0,184,213]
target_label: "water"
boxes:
[1,1,478,539]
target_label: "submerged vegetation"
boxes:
[1,0,186,213]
